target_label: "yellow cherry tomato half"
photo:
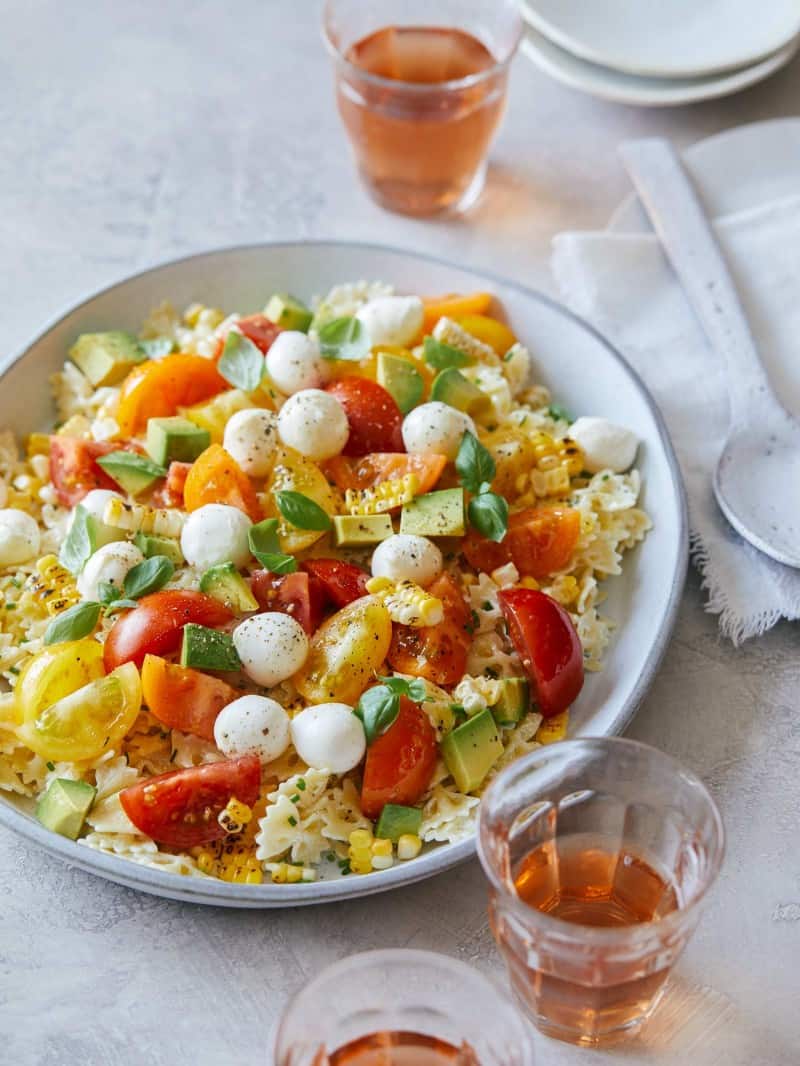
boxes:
[14,639,105,726]
[262,445,337,554]
[455,314,517,356]
[18,661,142,762]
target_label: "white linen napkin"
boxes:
[552,193,800,643]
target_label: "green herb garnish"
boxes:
[218,329,265,391]
[318,316,370,362]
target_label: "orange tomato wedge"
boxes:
[183,444,262,521]
[462,505,581,580]
[141,654,237,742]
[455,314,517,355]
[117,354,228,437]
[422,292,493,333]
[324,452,447,495]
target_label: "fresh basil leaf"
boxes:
[455,431,496,495]
[276,491,332,532]
[547,403,572,423]
[123,555,175,600]
[423,336,471,370]
[59,505,96,575]
[405,678,428,703]
[218,329,265,391]
[139,337,176,359]
[105,598,139,613]
[44,601,102,645]
[249,517,281,557]
[468,492,508,543]
[354,685,401,746]
[256,552,298,575]
[318,317,370,362]
[377,676,428,703]
[97,581,120,605]
[96,451,166,481]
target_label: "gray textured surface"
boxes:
[1,3,799,1063]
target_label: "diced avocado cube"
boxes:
[440,707,503,793]
[36,778,96,840]
[200,562,259,613]
[376,351,424,415]
[264,293,313,333]
[430,367,492,417]
[96,451,166,496]
[133,532,184,566]
[332,514,394,547]
[491,678,530,727]
[69,331,145,387]
[180,624,241,672]
[400,488,465,538]
[146,416,210,466]
[375,804,423,842]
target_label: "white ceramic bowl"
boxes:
[0,242,687,906]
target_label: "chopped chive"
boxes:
[296,778,306,791]
[46,761,55,771]
[288,815,298,827]
[482,601,493,610]
[290,794,300,804]
[8,666,19,676]
[4,602,17,610]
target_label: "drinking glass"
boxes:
[322,0,523,217]
[478,738,724,1048]
[273,948,534,1065]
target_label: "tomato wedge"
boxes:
[387,573,471,687]
[119,754,261,847]
[141,654,237,741]
[49,437,135,508]
[361,697,437,819]
[250,570,326,635]
[183,444,262,521]
[324,452,447,495]
[422,292,493,332]
[151,460,192,508]
[117,354,228,437]
[302,559,370,608]
[325,378,404,455]
[215,313,282,358]
[462,506,581,580]
[498,588,584,718]
[104,590,233,671]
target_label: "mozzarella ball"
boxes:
[569,417,639,474]
[277,389,349,462]
[355,295,424,348]
[233,612,309,688]
[290,703,366,774]
[180,504,252,570]
[266,331,330,395]
[371,534,443,587]
[75,489,125,547]
[222,408,279,478]
[77,541,144,600]
[402,402,476,461]
[213,694,291,764]
[0,509,40,568]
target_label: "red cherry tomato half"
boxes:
[215,314,282,358]
[49,437,137,508]
[119,754,261,848]
[325,378,404,456]
[250,570,326,635]
[497,588,584,718]
[361,697,437,819]
[103,590,233,671]
[302,558,370,609]
[151,461,192,509]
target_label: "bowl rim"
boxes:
[0,238,688,907]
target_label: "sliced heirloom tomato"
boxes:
[117,354,228,437]
[462,506,581,580]
[250,570,326,635]
[151,460,192,508]
[387,573,470,687]
[14,639,106,726]
[120,754,261,847]
[302,559,370,608]
[324,452,447,495]
[498,588,584,718]
[50,437,138,508]
[141,654,237,742]
[422,292,493,333]
[104,590,233,671]
[215,313,282,357]
[325,378,404,455]
[183,444,262,521]
[361,697,437,819]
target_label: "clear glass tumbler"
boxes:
[322,0,523,217]
[273,948,534,1066]
[478,738,724,1048]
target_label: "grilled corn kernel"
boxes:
[396,834,423,861]
[536,711,569,745]
[350,829,373,849]
[345,473,419,516]
[217,798,253,835]
[530,432,584,478]
[432,317,499,366]
[371,838,393,858]
[519,577,539,590]
[365,577,443,627]
[103,497,186,538]
[27,555,81,615]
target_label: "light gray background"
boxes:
[1,3,798,1063]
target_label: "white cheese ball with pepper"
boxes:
[181,504,252,570]
[0,509,41,568]
[232,612,309,688]
[355,296,424,348]
[371,534,443,588]
[266,331,330,395]
[569,417,639,474]
[213,694,291,764]
[290,703,366,774]
[222,408,279,477]
[276,389,349,462]
[76,541,144,601]
[401,402,475,461]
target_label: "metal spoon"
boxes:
[619,137,800,569]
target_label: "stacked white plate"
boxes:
[520,0,800,106]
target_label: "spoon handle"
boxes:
[619,138,780,427]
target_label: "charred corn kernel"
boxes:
[217,798,253,835]
[371,838,393,858]
[519,577,540,590]
[26,433,51,457]
[397,834,423,861]
[103,496,185,538]
[271,863,288,884]
[530,432,584,478]
[195,850,216,875]
[27,555,81,615]
[536,711,569,745]
[286,864,303,884]
[345,474,418,516]
[365,577,443,627]
[371,854,394,871]
[432,317,499,366]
